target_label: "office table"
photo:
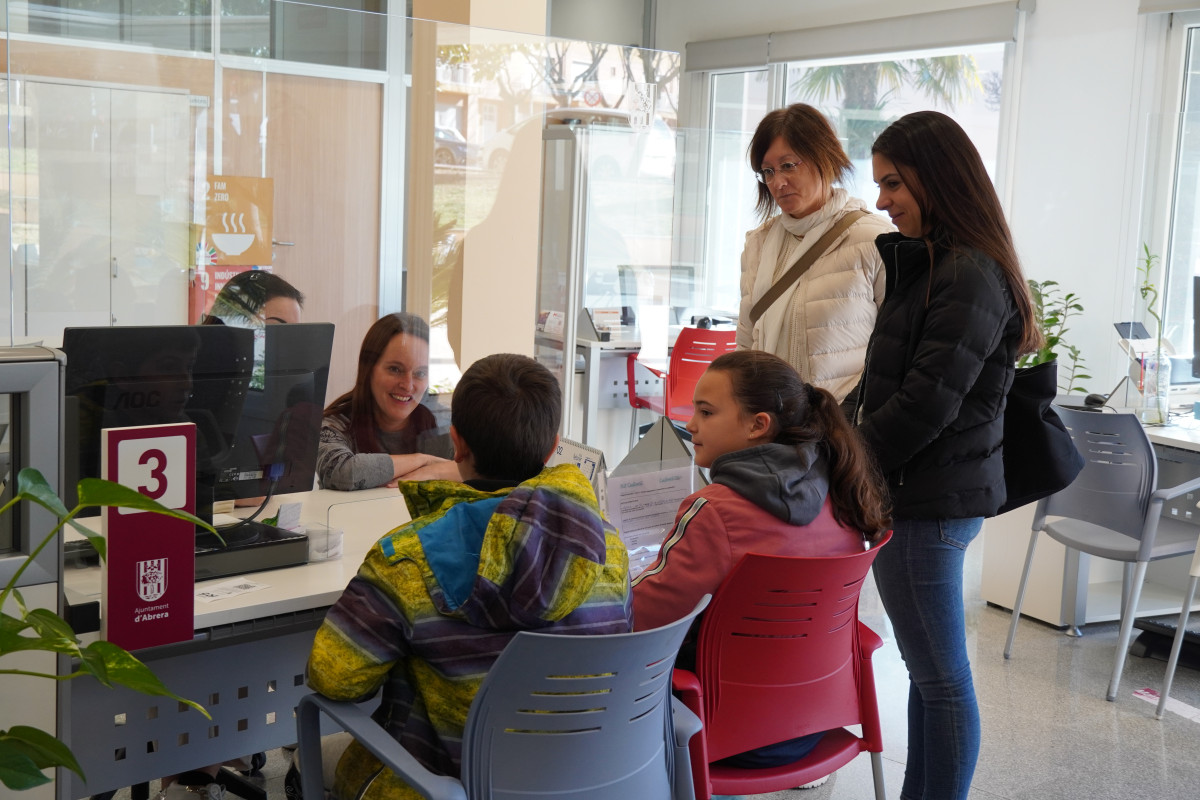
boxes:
[980,419,1200,629]
[59,488,409,800]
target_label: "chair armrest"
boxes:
[670,695,703,748]
[672,668,703,713]
[857,620,883,656]
[1153,473,1200,502]
[297,694,467,800]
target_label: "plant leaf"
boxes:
[76,643,111,686]
[0,740,52,791]
[14,468,70,518]
[81,641,210,719]
[75,479,214,532]
[23,608,79,642]
[1,726,84,778]
[66,520,107,560]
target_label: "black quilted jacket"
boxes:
[853,231,1021,520]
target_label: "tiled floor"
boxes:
[102,538,1200,800]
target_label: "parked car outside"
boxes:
[434,126,470,165]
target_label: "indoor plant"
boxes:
[1019,279,1091,394]
[0,469,212,792]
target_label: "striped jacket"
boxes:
[307,464,632,800]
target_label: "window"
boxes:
[784,45,1007,212]
[1153,16,1200,381]
[703,70,769,314]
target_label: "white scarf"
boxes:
[752,188,853,358]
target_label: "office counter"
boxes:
[980,421,1200,630]
[60,488,409,800]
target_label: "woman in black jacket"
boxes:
[855,111,1041,800]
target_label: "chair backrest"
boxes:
[460,595,710,800]
[664,327,737,420]
[1046,408,1156,541]
[693,534,889,763]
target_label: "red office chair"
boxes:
[627,327,737,445]
[672,531,892,800]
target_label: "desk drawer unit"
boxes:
[64,609,326,798]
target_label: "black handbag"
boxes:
[996,359,1085,515]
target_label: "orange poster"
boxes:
[205,175,273,266]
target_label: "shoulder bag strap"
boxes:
[748,209,870,326]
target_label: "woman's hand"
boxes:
[388,453,459,484]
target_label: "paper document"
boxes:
[612,464,693,549]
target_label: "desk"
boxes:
[60,488,409,800]
[980,421,1200,629]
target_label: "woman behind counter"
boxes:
[738,103,893,404]
[855,111,1042,800]
[317,312,459,490]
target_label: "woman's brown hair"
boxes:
[871,110,1042,355]
[747,103,853,222]
[708,350,891,540]
[323,312,430,453]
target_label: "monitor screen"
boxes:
[63,325,256,522]
[217,323,334,500]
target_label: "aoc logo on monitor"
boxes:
[115,390,166,410]
[137,558,168,603]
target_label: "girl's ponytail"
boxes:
[804,386,890,541]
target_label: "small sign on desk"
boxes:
[101,423,197,651]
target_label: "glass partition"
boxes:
[0,8,693,465]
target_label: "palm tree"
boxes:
[790,56,982,157]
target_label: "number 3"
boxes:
[139,448,169,500]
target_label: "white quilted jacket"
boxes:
[737,192,893,403]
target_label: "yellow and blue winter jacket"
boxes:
[307,464,632,800]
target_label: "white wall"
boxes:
[655,0,1155,393]
[550,0,645,46]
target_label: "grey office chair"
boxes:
[1003,407,1200,701]
[296,595,709,800]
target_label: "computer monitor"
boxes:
[216,323,334,501]
[62,323,334,576]
[62,324,255,524]
[616,264,697,326]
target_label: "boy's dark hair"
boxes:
[452,353,561,481]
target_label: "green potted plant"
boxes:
[1019,279,1091,394]
[1,469,213,792]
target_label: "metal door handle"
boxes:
[272,240,295,246]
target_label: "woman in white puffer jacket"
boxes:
[737,104,894,404]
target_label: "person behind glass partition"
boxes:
[318,312,458,490]
[202,269,304,327]
[737,103,893,405]
[850,110,1043,800]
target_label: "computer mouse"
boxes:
[1083,393,1108,406]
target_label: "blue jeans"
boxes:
[872,517,982,800]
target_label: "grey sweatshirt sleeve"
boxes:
[316,414,395,491]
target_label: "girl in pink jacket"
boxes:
[633,349,889,630]
[632,349,890,770]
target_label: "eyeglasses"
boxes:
[756,161,801,184]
